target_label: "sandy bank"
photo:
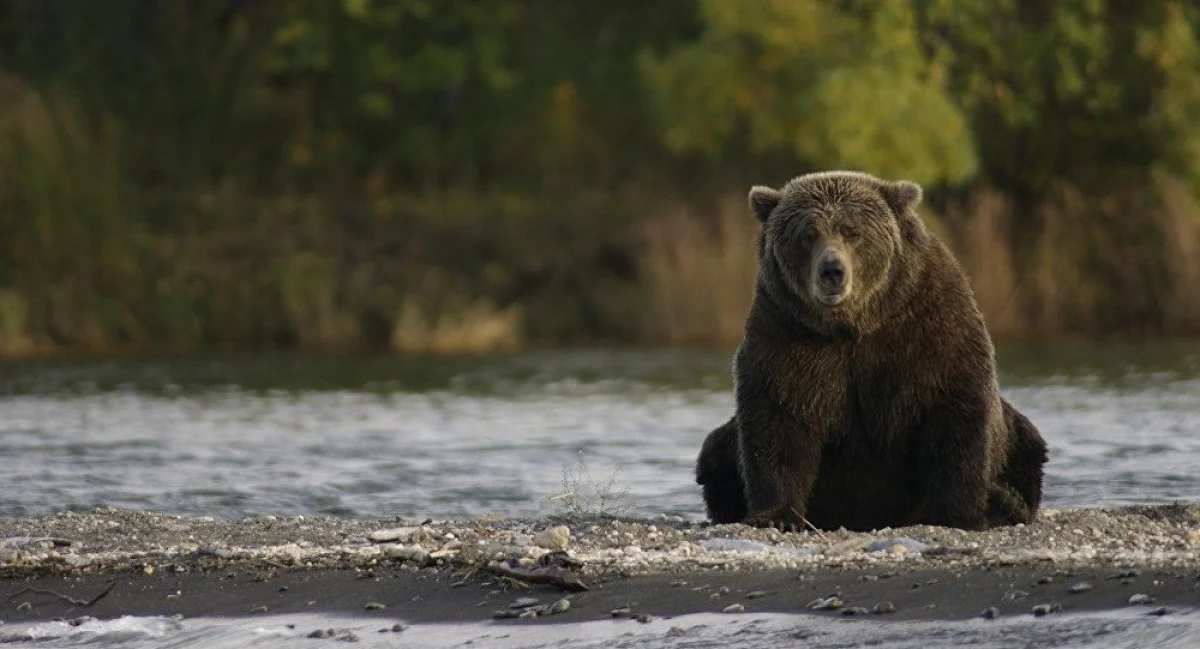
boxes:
[2,505,1199,628]
[4,505,1200,578]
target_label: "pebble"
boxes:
[368,527,418,543]
[807,596,843,610]
[722,603,744,613]
[1068,582,1092,594]
[15,602,31,612]
[533,526,571,550]
[63,554,91,568]
[841,606,870,616]
[509,597,540,609]
[981,607,1000,620]
[1031,603,1062,617]
[308,629,335,639]
[1148,606,1170,616]
[364,602,386,610]
[610,605,632,618]
[872,601,896,614]
[1128,593,1156,605]
[746,590,767,599]
[518,610,538,619]
[636,613,652,623]
[550,599,571,614]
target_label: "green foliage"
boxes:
[642,0,977,185]
[0,0,1198,354]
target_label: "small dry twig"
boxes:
[6,581,115,608]
[791,508,830,542]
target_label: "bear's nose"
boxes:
[818,257,846,288]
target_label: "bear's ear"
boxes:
[748,186,782,223]
[880,180,923,215]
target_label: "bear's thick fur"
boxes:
[695,171,1048,532]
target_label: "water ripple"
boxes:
[0,347,1197,520]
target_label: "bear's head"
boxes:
[748,171,930,336]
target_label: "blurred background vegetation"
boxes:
[1,0,1199,358]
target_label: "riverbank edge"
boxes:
[2,504,1199,627]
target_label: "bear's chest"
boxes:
[778,340,940,442]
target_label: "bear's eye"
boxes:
[839,225,860,241]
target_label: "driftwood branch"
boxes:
[6,581,115,607]
[485,552,589,592]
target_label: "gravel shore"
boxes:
[2,505,1199,627]
[4,504,1200,578]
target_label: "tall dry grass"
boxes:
[639,195,759,347]
[1153,171,1200,332]
[638,177,1200,346]
[391,298,522,355]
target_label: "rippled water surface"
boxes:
[1,342,1199,520]
[4,609,1200,649]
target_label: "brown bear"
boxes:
[694,170,1048,532]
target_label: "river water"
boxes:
[2,342,1200,648]
[1,342,1199,521]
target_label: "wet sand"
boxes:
[2,562,1198,627]
[3,504,1200,628]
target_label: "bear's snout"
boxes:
[812,248,851,305]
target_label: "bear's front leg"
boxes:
[695,416,748,524]
[916,400,993,531]
[735,383,822,533]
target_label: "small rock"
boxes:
[391,624,406,632]
[872,601,896,614]
[717,586,730,595]
[509,597,540,609]
[1068,582,1092,594]
[382,545,430,565]
[364,602,386,611]
[1148,606,1170,616]
[368,527,418,543]
[841,607,870,616]
[981,607,1000,620]
[15,602,31,612]
[1109,570,1139,580]
[549,599,571,615]
[518,610,537,619]
[807,596,843,611]
[308,629,334,639]
[722,603,744,614]
[635,613,652,623]
[1036,575,1054,585]
[64,554,91,568]
[1129,593,1156,605]
[610,605,632,618]
[1031,603,1061,617]
[533,526,571,550]
[65,616,94,626]
[747,590,767,599]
